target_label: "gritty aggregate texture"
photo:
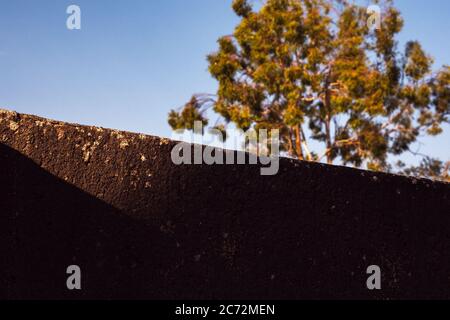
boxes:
[0,108,449,300]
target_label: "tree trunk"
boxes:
[324,81,333,165]
[287,131,295,158]
[325,116,332,165]
[294,125,304,160]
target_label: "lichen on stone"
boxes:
[9,121,19,132]
[56,128,65,141]
[81,141,100,163]
[119,140,129,149]
[35,120,45,127]
[159,138,170,146]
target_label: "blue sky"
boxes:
[0,0,448,165]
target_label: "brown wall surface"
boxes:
[1,109,449,300]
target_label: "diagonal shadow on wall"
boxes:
[0,143,183,300]
[2,140,450,300]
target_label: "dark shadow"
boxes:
[2,142,450,300]
[0,143,179,300]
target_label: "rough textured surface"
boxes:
[1,108,449,300]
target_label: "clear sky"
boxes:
[0,0,448,165]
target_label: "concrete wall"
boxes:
[1,109,449,300]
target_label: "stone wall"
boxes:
[1,109,449,299]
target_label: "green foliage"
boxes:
[232,0,252,17]
[397,158,449,182]
[168,0,449,180]
[168,96,208,131]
